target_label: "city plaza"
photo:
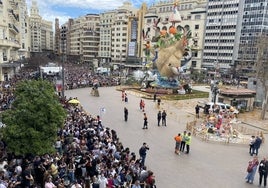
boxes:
[66,86,268,188]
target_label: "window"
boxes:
[192,61,197,67]
[195,25,199,29]
[195,15,201,20]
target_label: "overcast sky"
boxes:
[26,0,155,25]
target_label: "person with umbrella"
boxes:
[68,98,80,104]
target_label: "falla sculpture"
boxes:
[142,2,192,88]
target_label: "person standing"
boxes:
[139,143,149,167]
[140,99,145,112]
[180,131,187,153]
[142,113,148,129]
[139,99,143,111]
[249,135,256,156]
[122,90,125,101]
[258,157,268,187]
[174,133,182,155]
[44,176,56,188]
[157,111,162,126]
[253,136,262,156]
[125,93,128,103]
[153,93,157,102]
[141,100,145,112]
[21,164,34,188]
[124,107,128,122]
[185,132,192,154]
[245,155,259,184]
[161,110,167,126]
[195,104,200,118]
[131,180,141,188]
[157,98,161,109]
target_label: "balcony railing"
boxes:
[8,23,19,34]
[8,9,19,21]
[0,39,20,49]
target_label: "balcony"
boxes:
[8,9,19,22]
[0,38,20,49]
[8,23,19,34]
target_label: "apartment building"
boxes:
[143,0,207,71]
[111,2,138,66]
[29,0,53,52]
[203,0,242,76]
[99,10,115,65]
[17,0,30,59]
[81,14,100,64]
[54,18,60,55]
[0,0,21,81]
[63,14,100,64]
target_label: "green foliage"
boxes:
[161,90,209,100]
[0,80,66,156]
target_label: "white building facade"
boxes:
[29,0,53,52]
[0,0,21,81]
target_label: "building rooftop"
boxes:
[220,87,256,95]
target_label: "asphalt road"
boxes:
[65,87,266,188]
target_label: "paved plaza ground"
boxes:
[65,86,268,188]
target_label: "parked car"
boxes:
[203,102,239,114]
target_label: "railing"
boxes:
[8,23,19,33]
[186,119,262,145]
[0,39,20,48]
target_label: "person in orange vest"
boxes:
[174,133,182,155]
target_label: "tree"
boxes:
[256,34,268,120]
[0,80,66,156]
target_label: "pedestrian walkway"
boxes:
[66,87,268,188]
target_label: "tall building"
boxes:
[81,14,100,64]
[202,0,242,77]
[17,0,30,59]
[99,10,116,65]
[99,2,142,69]
[64,14,100,64]
[203,0,268,79]
[0,0,21,81]
[239,0,268,105]
[29,0,53,52]
[142,0,207,71]
[54,18,60,55]
[236,0,268,77]
[111,2,138,65]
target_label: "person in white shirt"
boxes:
[44,176,56,188]
[71,181,82,188]
[98,174,108,188]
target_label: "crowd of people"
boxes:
[0,66,156,188]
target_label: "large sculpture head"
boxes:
[155,28,190,79]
